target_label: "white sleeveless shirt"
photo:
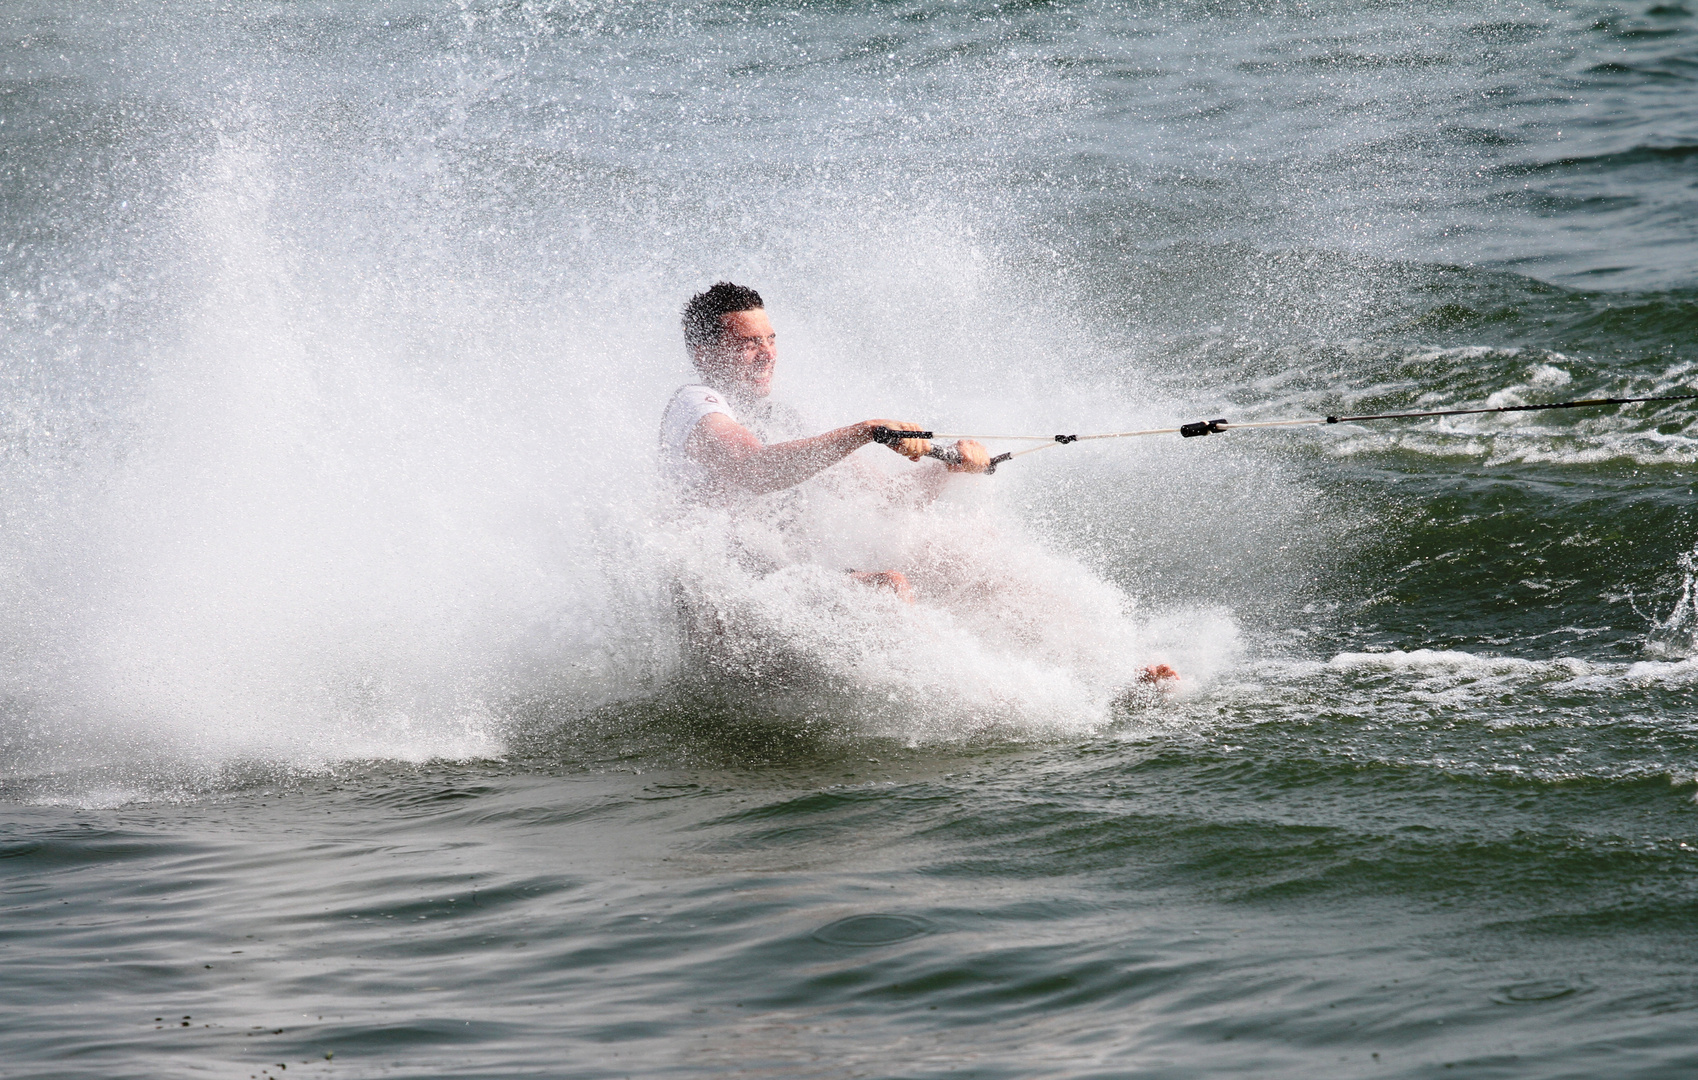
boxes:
[659,383,812,497]
[659,384,737,493]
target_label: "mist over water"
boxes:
[5,1,1698,1076]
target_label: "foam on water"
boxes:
[661,490,1239,742]
[1243,644,1698,704]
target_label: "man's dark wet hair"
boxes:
[682,282,764,351]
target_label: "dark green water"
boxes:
[4,1,1698,1076]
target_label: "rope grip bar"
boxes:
[866,427,1009,474]
[868,426,934,445]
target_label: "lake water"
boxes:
[4,1,1698,1076]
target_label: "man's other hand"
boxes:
[946,439,991,473]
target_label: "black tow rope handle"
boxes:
[1180,418,1229,437]
[867,426,1013,475]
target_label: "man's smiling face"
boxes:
[698,308,777,401]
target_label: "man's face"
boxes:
[699,308,777,400]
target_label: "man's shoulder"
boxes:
[661,383,738,457]
[664,383,735,416]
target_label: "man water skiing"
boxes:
[659,282,991,600]
[658,281,1177,685]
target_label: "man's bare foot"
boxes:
[1137,663,1179,684]
[849,570,915,603]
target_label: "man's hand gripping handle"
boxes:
[868,426,1011,474]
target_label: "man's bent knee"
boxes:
[848,569,916,603]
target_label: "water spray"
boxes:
[875,391,1698,473]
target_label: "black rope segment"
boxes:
[1322,392,1698,426]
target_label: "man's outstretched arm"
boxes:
[685,413,933,495]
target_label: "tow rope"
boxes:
[871,392,1698,473]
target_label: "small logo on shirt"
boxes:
[704,394,720,404]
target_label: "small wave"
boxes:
[1622,657,1698,685]
[1497,143,1698,176]
[1236,638,1698,716]
[1324,649,1593,679]
[1586,61,1694,82]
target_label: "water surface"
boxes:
[4,1,1698,1076]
